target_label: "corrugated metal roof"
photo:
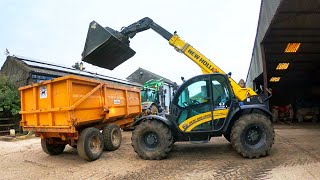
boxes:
[126,67,175,85]
[13,55,142,87]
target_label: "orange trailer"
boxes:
[19,75,141,161]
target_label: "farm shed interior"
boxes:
[247,0,320,120]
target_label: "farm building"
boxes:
[247,0,320,122]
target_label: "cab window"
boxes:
[212,76,232,108]
[177,80,208,108]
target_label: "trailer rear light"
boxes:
[270,77,281,82]
[276,63,289,70]
[66,133,74,137]
[285,43,301,53]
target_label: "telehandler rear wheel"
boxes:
[103,124,122,151]
[41,138,66,155]
[77,127,104,161]
[131,120,173,160]
[231,113,274,158]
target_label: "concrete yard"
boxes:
[1,123,320,179]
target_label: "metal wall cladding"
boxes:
[246,0,282,88]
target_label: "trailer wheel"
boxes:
[77,127,103,161]
[231,113,274,158]
[131,120,173,160]
[41,138,65,155]
[103,124,122,151]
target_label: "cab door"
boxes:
[171,75,213,132]
[170,74,232,133]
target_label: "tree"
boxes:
[0,75,20,117]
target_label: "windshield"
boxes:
[141,89,157,102]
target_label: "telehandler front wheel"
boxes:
[77,127,104,161]
[231,113,274,159]
[41,138,66,155]
[103,124,122,151]
[131,120,173,160]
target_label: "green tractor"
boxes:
[123,79,166,131]
[140,79,166,117]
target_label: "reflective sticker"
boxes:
[40,86,47,99]
[114,99,120,104]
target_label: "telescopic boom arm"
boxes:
[119,17,257,101]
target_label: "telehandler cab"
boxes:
[81,17,274,159]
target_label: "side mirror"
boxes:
[181,77,186,82]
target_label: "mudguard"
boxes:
[223,104,273,132]
[132,115,173,129]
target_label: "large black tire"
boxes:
[41,138,65,155]
[231,113,274,159]
[131,120,173,160]
[77,127,104,161]
[103,124,122,151]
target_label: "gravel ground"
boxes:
[1,123,320,180]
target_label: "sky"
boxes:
[0,0,261,84]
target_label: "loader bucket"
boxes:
[82,21,136,70]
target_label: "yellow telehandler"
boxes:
[81,17,274,159]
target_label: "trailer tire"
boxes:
[131,120,173,160]
[41,138,65,155]
[103,124,122,151]
[231,113,274,159]
[77,127,103,161]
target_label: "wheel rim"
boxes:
[111,129,120,146]
[142,132,160,149]
[244,125,264,146]
[90,135,101,154]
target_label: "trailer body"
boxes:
[19,75,141,160]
